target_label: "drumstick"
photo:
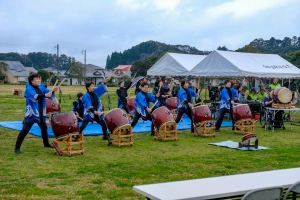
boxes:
[57,78,66,87]
[51,79,59,91]
[150,100,159,110]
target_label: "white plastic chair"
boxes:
[241,186,283,200]
[282,180,300,200]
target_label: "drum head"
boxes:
[278,88,292,103]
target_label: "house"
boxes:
[25,67,37,74]
[64,64,113,85]
[1,61,30,83]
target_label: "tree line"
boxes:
[0,52,75,70]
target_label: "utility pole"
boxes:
[81,50,86,82]
[54,44,59,76]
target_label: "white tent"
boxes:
[189,50,300,78]
[147,52,206,76]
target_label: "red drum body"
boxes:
[192,105,212,123]
[46,98,61,113]
[233,104,252,121]
[151,106,174,129]
[51,112,79,138]
[273,87,292,103]
[242,133,257,144]
[104,108,130,134]
[166,97,178,110]
[126,97,135,114]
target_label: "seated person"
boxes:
[247,88,258,101]
[257,88,268,100]
[238,88,247,103]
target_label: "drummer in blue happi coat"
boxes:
[14,73,58,154]
[79,77,111,140]
[131,81,159,136]
[215,79,238,132]
[175,78,200,133]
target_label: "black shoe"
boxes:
[44,144,54,148]
[14,148,21,154]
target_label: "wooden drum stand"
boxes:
[52,132,84,157]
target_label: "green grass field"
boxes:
[0,85,299,199]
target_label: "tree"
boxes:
[217,46,228,51]
[69,62,84,84]
[0,62,8,81]
[235,45,260,53]
[37,69,50,83]
[131,55,160,76]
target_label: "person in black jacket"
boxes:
[116,79,132,113]
[72,92,84,122]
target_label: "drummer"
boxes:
[135,77,147,95]
[72,92,84,122]
[153,79,168,108]
[270,78,281,90]
[14,73,58,154]
[238,87,247,103]
[131,81,158,136]
[116,79,132,113]
[215,79,238,132]
[79,77,111,140]
[175,78,200,133]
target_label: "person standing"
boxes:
[14,73,58,154]
[116,79,132,113]
[270,78,281,90]
[175,78,200,133]
[79,77,111,140]
[215,80,238,132]
[131,82,158,136]
[72,92,84,122]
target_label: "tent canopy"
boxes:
[147,52,206,76]
[189,50,300,78]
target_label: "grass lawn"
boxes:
[0,84,300,199]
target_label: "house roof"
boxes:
[1,61,30,77]
[25,67,37,73]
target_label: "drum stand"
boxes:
[154,121,177,141]
[108,124,133,147]
[234,119,255,135]
[52,132,84,156]
[238,139,258,150]
[193,121,215,137]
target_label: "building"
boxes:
[113,65,132,77]
[0,61,30,83]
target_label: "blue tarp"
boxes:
[0,119,232,138]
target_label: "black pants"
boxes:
[215,107,235,130]
[131,111,154,135]
[80,117,107,137]
[15,121,50,149]
[175,108,194,132]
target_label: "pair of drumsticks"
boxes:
[51,78,66,92]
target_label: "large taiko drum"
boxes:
[51,112,79,138]
[233,104,252,121]
[192,105,212,123]
[242,133,257,145]
[166,97,178,110]
[12,89,22,95]
[104,108,130,134]
[273,87,292,103]
[151,106,174,129]
[126,97,135,114]
[46,98,61,113]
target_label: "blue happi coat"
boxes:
[219,87,238,110]
[24,82,55,123]
[135,91,156,118]
[177,87,199,112]
[82,83,108,122]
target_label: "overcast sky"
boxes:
[0,0,299,67]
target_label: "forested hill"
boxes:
[248,36,300,54]
[105,40,211,69]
